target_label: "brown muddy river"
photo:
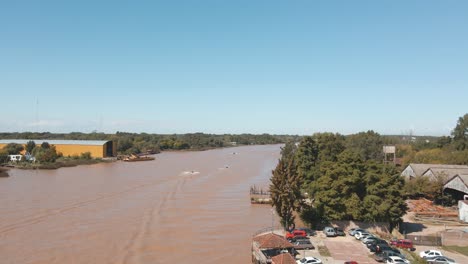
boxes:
[0,145,281,264]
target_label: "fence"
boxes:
[405,235,442,246]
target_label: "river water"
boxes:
[0,145,281,264]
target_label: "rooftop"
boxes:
[408,163,468,177]
[0,139,110,146]
[253,233,294,249]
[271,253,296,264]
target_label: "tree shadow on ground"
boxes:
[400,221,426,234]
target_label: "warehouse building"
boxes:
[0,139,116,158]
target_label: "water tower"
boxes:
[383,145,396,165]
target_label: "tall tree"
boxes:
[452,113,468,150]
[295,136,319,183]
[270,157,303,229]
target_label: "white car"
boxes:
[361,236,378,243]
[355,231,372,240]
[426,256,458,264]
[420,250,443,259]
[386,256,410,264]
[296,256,323,264]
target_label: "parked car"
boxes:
[362,236,378,244]
[420,250,443,259]
[344,261,358,264]
[297,227,317,236]
[354,231,372,240]
[323,226,337,237]
[390,239,414,250]
[385,256,409,264]
[348,228,366,236]
[425,256,458,264]
[286,229,307,239]
[375,250,408,262]
[293,239,315,250]
[375,245,400,254]
[334,227,346,236]
[367,239,387,248]
[369,243,389,253]
[296,256,323,264]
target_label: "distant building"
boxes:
[0,139,116,158]
[444,174,468,201]
[401,163,468,181]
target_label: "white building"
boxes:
[8,155,22,162]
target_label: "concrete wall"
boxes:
[459,201,468,223]
[441,230,468,246]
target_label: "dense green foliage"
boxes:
[3,143,24,155]
[32,145,59,163]
[271,133,407,230]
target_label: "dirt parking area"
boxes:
[323,235,375,264]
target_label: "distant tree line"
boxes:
[0,132,299,156]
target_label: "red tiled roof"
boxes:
[253,233,294,249]
[271,253,296,264]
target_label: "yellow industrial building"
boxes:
[0,139,116,158]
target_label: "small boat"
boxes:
[122,154,155,162]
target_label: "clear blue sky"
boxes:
[1,1,467,136]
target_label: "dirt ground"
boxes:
[307,232,376,264]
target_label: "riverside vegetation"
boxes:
[270,114,468,231]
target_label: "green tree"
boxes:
[3,143,24,155]
[452,113,468,150]
[270,157,303,229]
[25,140,36,153]
[346,130,384,161]
[34,145,58,163]
[295,136,319,183]
[313,133,346,162]
[41,142,50,149]
[314,151,364,220]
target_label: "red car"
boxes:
[390,239,414,250]
[285,229,307,239]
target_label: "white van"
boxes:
[323,226,336,237]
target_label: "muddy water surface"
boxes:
[0,145,281,264]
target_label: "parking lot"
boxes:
[324,236,376,264]
[286,228,468,264]
[297,232,377,264]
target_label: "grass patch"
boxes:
[317,245,331,257]
[442,245,468,256]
